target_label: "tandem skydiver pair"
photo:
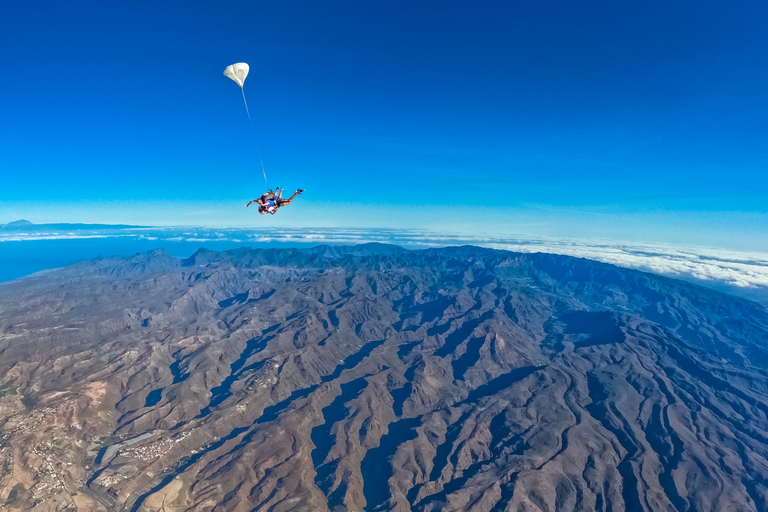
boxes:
[245,188,304,215]
[225,63,305,218]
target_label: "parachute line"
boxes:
[240,88,268,186]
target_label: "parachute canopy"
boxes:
[223,61,267,184]
[224,62,249,88]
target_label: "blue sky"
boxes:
[2,1,767,249]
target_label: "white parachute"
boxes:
[224,63,249,88]
[224,62,267,185]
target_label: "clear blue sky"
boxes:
[2,1,767,249]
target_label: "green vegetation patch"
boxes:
[0,380,16,399]
[5,483,26,507]
[101,435,122,445]
[20,395,37,410]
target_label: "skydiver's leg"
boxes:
[277,190,302,207]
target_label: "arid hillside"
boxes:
[1,244,767,511]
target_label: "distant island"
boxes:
[2,219,34,227]
[0,219,144,230]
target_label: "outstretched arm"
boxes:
[245,199,258,207]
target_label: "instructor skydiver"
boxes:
[246,188,304,215]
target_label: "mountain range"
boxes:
[0,244,767,511]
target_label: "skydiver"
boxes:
[245,188,304,215]
[246,189,276,209]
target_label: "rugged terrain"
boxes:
[0,244,767,511]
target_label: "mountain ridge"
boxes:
[0,244,767,511]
